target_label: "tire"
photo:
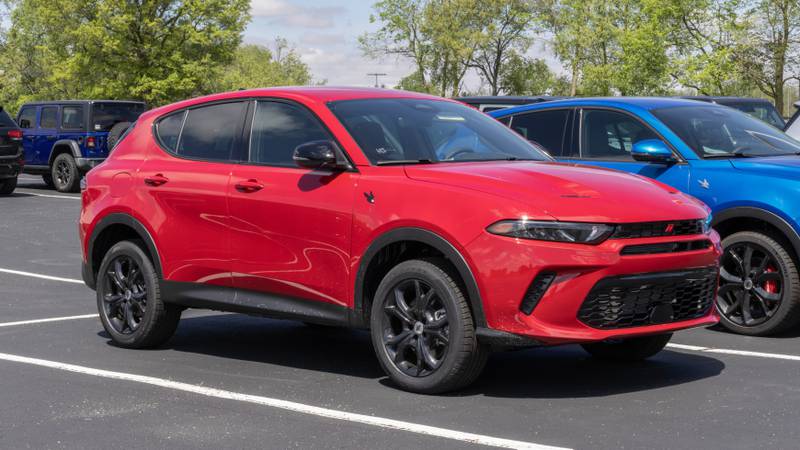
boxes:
[716,231,800,336]
[581,333,672,362]
[370,258,489,394]
[106,121,131,152]
[42,174,54,188]
[0,177,17,195]
[51,153,80,193]
[96,240,181,349]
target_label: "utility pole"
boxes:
[367,73,387,88]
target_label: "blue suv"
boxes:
[16,100,145,192]
[491,98,800,336]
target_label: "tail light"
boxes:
[86,136,96,148]
[7,129,22,141]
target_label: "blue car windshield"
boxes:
[328,98,551,165]
[652,105,800,158]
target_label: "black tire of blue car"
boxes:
[51,153,80,193]
[717,231,800,336]
[370,258,489,394]
[106,121,131,152]
[42,174,54,188]
[581,333,672,361]
[0,177,17,195]
[96,240,182,348]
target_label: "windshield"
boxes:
[721,101,785,129]
[91,102,145,132]
[328,98,550,164]
[651,105,800,158]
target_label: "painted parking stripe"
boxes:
[0,314,97,328]
[0,352,566,450]
[17,191,80,200]
[668,343,800,362]
[0,268,83,284]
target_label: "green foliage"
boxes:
[214,40,313,92]
[499,53,570,95]
[0,0,251,110]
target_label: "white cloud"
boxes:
[250,0,346,29]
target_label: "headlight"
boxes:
[487,220,614,244]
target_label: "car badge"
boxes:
[698,178,710,189]
[364,191,375,204]
[665,223,675,233]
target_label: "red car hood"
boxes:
[405,161,707,223]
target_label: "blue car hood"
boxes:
[730,155,800,179]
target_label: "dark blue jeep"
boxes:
[16,100,145,192]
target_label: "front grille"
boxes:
[611,219,704,239]
[620,239,712,255]
[578,267,717,329]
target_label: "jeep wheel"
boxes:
[52,153,79,193]
[96,240,181,348]
[371,258,488,394]
[717,231,800,336]
[0,177,17,195]
[42,174,54,188]
[107,121,131,152]
[582,333,672,361]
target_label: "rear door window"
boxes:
[156,112,185,152]
[17,107,36,129]
[509,109,570,156]
[175,102,247,161]
[40,106,58,129]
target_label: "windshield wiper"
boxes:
[376,159,434,166]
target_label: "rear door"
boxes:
[17,106,37,164]
[227,99,357,308]
[561,108,690,191]
[58,104,87,154]
[506,108,572,158]
[137,100,248,288]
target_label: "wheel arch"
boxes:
[48,140,82,166]
[713,207,800,261]
[353,227,485,328]
[85,213,162,290]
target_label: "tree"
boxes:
[469,0,537,95]
[0,0,250,110]
[215,40,313,92]
[499,53,570,95]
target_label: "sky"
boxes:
[245,0,559,91]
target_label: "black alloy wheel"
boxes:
[101,255,147,335]
[719,242,783,327]
[51,153,79,192]
[381,278,449,377]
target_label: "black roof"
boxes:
[454,95,569,105]
[19,100,146,107]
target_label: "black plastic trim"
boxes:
[713,207,800,260]
[354,227,486,328]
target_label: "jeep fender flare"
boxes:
[48,140,82,166]
[85,213,162,290]
[713,207,800,258]
[353,227,486,328]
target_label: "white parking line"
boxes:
[667,343,800,362]
[0,268,83,284]
[0,352,567,450]
[17,191,80,200]
[0,314,97,328]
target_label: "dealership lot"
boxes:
[1,174,799,449]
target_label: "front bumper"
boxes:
[76,158,104,171]
[467,230,721,345]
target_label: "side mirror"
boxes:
[293,140,348,170]
[631,139,676,164]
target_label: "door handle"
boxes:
[144,174,169,187]
[235,179,264,193]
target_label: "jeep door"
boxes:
[227,99,357,308]
[34,106,59,165]
[16,106,37,165]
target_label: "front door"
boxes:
[228,100,357,307]
[34,106,59,165]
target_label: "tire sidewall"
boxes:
[0,177,17,195]
[370,260,472,393]
[718,231,799,335]
[51,153,79,193]
[96,241,160,347]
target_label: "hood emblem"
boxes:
[698,178,710,189]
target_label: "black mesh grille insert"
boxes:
[620,239,712,255]
[578,267,718,329]
[520,272,556,315]
[611,219,704,239]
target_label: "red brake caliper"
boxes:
[763,267,777,295]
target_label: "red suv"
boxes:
[80,88,720,393]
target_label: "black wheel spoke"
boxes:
[741,292,754,325]
[727,248,746,275]
[101,255,147,336]
[425,328,449,344]
[742,246,754,274]
[719,266,742,284]
[755,272,780,284]
[385,304,414,326]
[419,336,441,369]
[393,333,414,364]
[415,337,424,374]
[385,329,412,346]
[754,287,780,302]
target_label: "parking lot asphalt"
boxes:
[2,174,800,449]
